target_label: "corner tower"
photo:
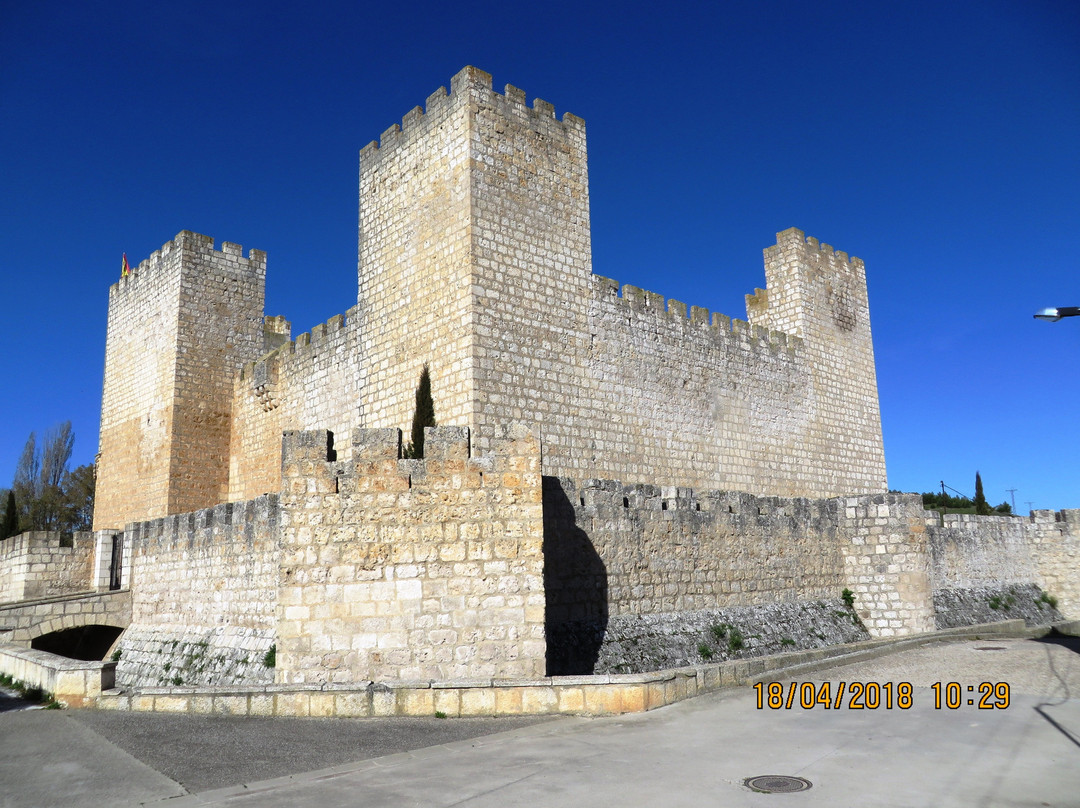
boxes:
[356,66,591,448]
[94,232,267,530]
[747,228,887,495]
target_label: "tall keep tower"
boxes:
[355,66,592,449]
[94,232,268,530]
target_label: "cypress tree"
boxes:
[1,490,17,539]
[403,364,436,459]
[974,471,991,515]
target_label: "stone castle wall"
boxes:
[277,424,546,685]
[0,532,95,603]
[228,310,363,501]
[202,68,887,510]
[114,495,279,688]
[929,508,1080,621]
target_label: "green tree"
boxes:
[0,490,17,539]
[974,471,991,515]
[10,422,87,532]
[61,464,96,532]
[402,364,436,459]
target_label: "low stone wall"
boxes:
[0,641,115,708]
[0,531,95,602]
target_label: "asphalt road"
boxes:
[2,634,1078,807]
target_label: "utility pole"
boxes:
[1025,501,1034,514]
[1006,488,1018,514]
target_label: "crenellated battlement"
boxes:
[359,66,584,161]
[239,306,355,386]
[769,227,865,278]
[589,273,801,360]
[108,231,266,297]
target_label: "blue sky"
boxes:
[1,0,1077,511]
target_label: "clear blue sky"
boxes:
[1,0,1077,511]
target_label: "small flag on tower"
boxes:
[121,253,131,278]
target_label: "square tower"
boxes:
[355,66,592,449]
[94,232,267,530]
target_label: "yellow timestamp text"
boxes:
[752,681,1011,710]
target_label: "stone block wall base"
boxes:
[90,621,1036,717]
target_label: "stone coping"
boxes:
[0,588,130,611]
[0,642,117,709]
[83,620,1039,718]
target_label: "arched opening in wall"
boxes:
[31,625,124,661]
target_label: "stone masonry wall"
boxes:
[928,508,1080,623]
[581,276,812,493]
[355,70,476,440]
[0,532,95,603]
[114,495,279,688]
[838,494,936,637]
[228,309,363,502]
[543,481,941,674]
[277,424,545,685]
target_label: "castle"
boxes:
[8,67,1071,704]
[93,66,886,533]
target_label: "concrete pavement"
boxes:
[2,634,1078,807]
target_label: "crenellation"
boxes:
[532,97,555,117]
[504,84,527,104]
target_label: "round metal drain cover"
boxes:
[744,775,812,793]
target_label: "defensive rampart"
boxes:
[928,509,1078,627]
[0,531,95,602]
[277,424,546,684]
[116,495,279,688]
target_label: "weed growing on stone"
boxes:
[1038,592,1059,609]
[171,676,183,686]
[989,594,1015,611]
[841,588,855,608]
[435,711,447,719]
[263,644,277,668]
[780,638,795,647]
[698,643,714,660]
[111,650,121,662]
[728,628,744,653]
[710,624,727,642]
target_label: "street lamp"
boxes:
[1033,306,1080,322]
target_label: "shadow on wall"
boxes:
[542,477,608,675]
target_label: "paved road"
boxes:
[2,634,1078,807]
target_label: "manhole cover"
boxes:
[744,775,813,793]
[975,646,1006,651]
